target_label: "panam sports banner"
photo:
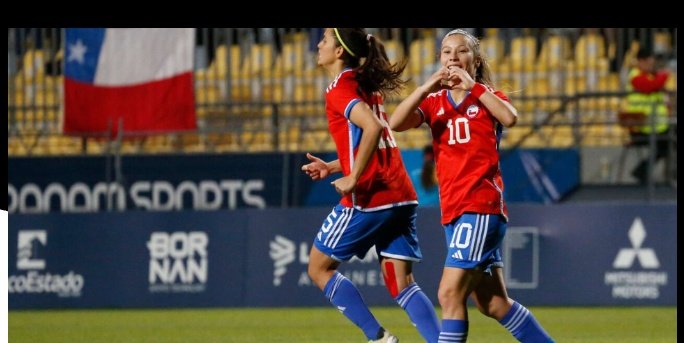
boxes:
[63,28,196,135]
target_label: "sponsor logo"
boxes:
[9,230,84,297]
[270,235,296,286]
[604,217,667,299]
[269,235,383,288]
[451,250,463,259]
[17,230,47,270]
[148,231,208,293]
[8,179,266,214]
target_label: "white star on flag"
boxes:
[68,39,88,64]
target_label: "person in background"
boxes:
[301,28,440,343]
[389,29,555,342]
[626,47,672,184]
[410,145,440,206]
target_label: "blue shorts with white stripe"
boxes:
[444,213,505,272]
[313,204,422,262]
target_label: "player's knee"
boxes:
[437,285,458,307]
[477,298,512,319]
[307,262,324,286]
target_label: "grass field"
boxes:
[8,306,676,342]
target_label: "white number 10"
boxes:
[450,222,473,248]
[447,118,470,145]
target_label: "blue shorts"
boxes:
[444,213,506,272]
[313,204,422,262]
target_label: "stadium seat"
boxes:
[509,36,537,71]
[142,135,174,154]
[21,49,46,81]
[302,129,332,151]
[653,31,672,56]
[480,35,505,65]
[493,62,513,92]
[665,72,676,92]
[619,40,640,72]
[510,127,544,148]
[84,138,107,155]
[383,39,405,65]
[499,125,526,149]
[409,37,437,84]
[537,35,571,70]
[277,126,301,152]
[212,44,242,78]
[247,44,275,77]
[280,42,304,75]
[243,130,274,152]
[599,72,621,92]
[575,32,606,68]
[582,57,610,93]
[545,125,574,147]
[179,132,203,152]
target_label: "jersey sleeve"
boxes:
[327,77,363,119]
[492,89,510,103]
[416,92,437,126]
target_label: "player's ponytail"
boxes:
[333,28,407,98]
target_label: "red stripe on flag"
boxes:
[64,72,196,136]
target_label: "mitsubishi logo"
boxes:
[612,217,659,269]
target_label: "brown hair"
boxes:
[333,28,408,98]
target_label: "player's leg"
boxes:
[471,268,554,342]
[438,213,503,342]
[469,266,511,319]
[468,216,554,343]
[376,204,440,342]
[437,267,481,342]
[308,205,387,341]
[381,258,440,343]
[308,247,384,340]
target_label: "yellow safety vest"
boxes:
[625,68,669,134]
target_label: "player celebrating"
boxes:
[302,28,440,343]
[389,29,554,342]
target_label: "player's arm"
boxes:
[449,66,518,128]
[477,90,518,128]
[390,67,447,131]
[301,154,342,181]
[331,102,383,195]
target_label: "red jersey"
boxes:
[417,86,509,224]
[325,69,417,211]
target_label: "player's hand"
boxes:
[446,66,475,91]
[301,153,330,181]
[421,67,451,94]
[331,175,356,195]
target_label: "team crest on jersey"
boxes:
[466,105,479,118]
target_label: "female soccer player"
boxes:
[389,29,554,342]
[302,28,440,343]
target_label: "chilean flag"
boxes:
[64,28,197,135]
